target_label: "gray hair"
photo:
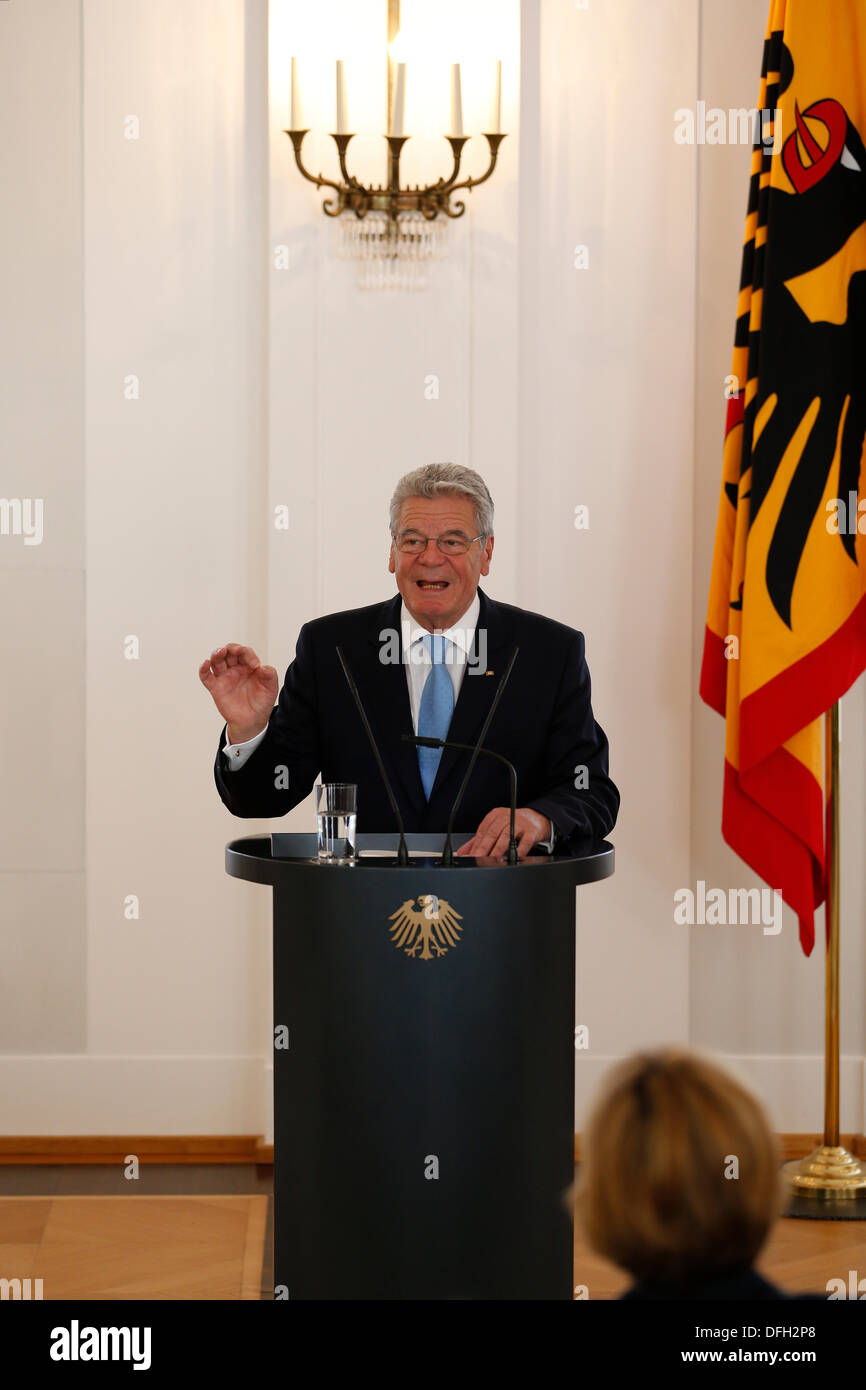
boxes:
[389,463,494,538]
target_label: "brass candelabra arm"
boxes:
[385,134,410,197]
[418,135,470,195]
[282,129,505,225]
[447,132,507,195]
[283,130,347,214]
[330,132,365,192]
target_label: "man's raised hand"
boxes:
[198,643,279,744]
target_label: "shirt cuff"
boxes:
[223,724,267,771]
[536,816,558,853]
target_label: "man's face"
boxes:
[388,494,493,632]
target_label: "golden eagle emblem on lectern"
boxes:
[388,895,463,960]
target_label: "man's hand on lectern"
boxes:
[198,643,280,745]
[455,807,552,860]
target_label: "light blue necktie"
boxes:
[417,633,454,798]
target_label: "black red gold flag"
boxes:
[700,0,866,955]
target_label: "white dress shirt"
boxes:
[400,591,481,729]
[222,590,555,848]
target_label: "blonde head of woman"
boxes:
[575,1047,785,1285]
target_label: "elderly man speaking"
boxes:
[201,463,619,857]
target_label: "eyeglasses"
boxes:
[392,531,484,556]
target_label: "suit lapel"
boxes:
[346,587,515,822]
[427,587,515,806]
[353,593,427,816]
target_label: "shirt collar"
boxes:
[400,591,480,657]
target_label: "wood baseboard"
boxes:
[0,1133,861,1166]
[573,1133,866,1162]
[0,1136,273,1165]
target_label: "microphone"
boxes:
[403,735,519,863]
[403,644,519,865]
[335,646,410,866]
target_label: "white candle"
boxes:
[490,59,502,133]
[390,62,406,136]
[335,59,348,133]
[450,63,463,137]
[290,56,301,129]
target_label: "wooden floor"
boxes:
[0,1195,268,1300]
[0,1166,862,1299]
[574,1215,866,1299]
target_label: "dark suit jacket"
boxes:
[213,586,619,843]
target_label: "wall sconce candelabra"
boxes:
[283,2,506,289]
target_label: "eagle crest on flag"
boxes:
[700,0,866,956]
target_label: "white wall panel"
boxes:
[82,0,270,1111]
[0,0,861,1135]
[523,1,699,1121]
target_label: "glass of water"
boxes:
[316,783,357,861]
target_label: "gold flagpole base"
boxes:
[783,1144,866,1197]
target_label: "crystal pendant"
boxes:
[336,211,449,291]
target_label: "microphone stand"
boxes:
[440,644,518,864]
[403,736,519,863]
[336,646,410,865]
[404,643,519,865]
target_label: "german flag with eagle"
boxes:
[700,0,866,956]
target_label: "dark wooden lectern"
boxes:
[226,832,614,1300]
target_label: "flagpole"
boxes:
[824,701,839,1147]
[783,702,866,1197]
